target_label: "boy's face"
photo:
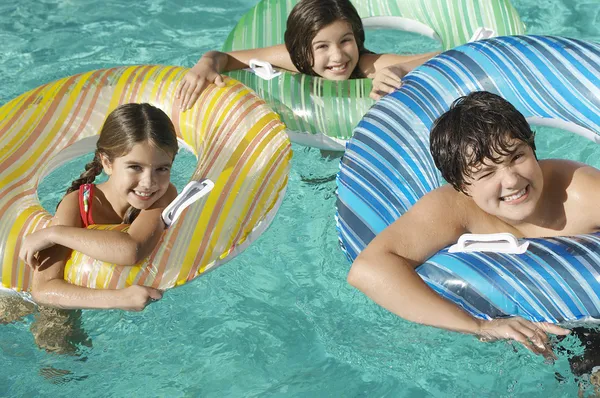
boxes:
[462,139,543,224]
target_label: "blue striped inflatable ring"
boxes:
[336,35,600,323]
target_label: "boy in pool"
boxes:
[348,91,600,357]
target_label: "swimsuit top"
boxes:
[78,183,95,227]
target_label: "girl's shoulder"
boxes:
[53,190,83,227]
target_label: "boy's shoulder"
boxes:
[540,159,600,187]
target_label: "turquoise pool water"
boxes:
[2,0,600,396]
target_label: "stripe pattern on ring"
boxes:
[221,0,525,146]
[0,65,291,292]
[337,35,600,322]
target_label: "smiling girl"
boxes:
[19,103,179,311]
[177,0,439,110]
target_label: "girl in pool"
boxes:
[19,103,179,312]
[176,0,439,110]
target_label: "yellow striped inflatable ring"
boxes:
[0,65,291,292]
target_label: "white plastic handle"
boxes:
[448,233,529,254]
[469,27,496,43]
[161,179,214,227]
[248,59,282,80]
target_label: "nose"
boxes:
[501,166,520,188]
[329,45,343,61]
[139,169,157,189]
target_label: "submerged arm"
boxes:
[348,187,478,331]
[348,186,569,355]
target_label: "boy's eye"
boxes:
[157,167,171,173]
[128,165,143,171]
[476,171,493,180]
[513,153,524,161]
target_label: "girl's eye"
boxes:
[315,44,327,50]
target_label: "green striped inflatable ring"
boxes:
[223,0,525,150]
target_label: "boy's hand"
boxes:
[476,317,570,359]
[176,56,226,112]
[19,227,57,268]
[370,65,403,100]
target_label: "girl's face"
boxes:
[310,20,359,80]
[102,141,173,211]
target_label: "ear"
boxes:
[100,153,113,176]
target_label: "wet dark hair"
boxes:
[430,91,536,194]
[65,103,178,223]
[284,0,368,78]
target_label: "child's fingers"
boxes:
[175,80,186,99]
[214,74,225,87]
[375,82,397,94]
[538,321,571,335]
[181,81,198,111]
[187,85,203,111]
[379,75,402,89]
[150,289,163,300]
[382,70,402,86]
[22,250,38,269]
[369,90,382,101]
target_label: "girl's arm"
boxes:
[348,186,569,357]
[27,193,162,310]
[360,52,440,100]
[31,245,162,310]
[177,44,297,111]
[21,184,177,267]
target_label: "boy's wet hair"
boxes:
[430,91,536,194]
[284,0,368,78]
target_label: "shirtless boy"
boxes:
[348,91,600,356]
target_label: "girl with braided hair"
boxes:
[19,103,179,311]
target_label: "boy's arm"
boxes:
[177,44,297,111]
[348,186,569,354]
[348,186,478,331]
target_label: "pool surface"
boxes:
[2,0,600,396]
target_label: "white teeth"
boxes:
[328,63,346,71]
[501,188,526,202]
[135,190,152,197]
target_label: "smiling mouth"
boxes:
[133,190,155,200]
[326,62,348,73]
[500,186,528,202]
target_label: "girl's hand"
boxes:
[19,228,57,268]
[119,285,163,311]
[475,317,570,359]
[370,65,403,101]
[176,55,226,112]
